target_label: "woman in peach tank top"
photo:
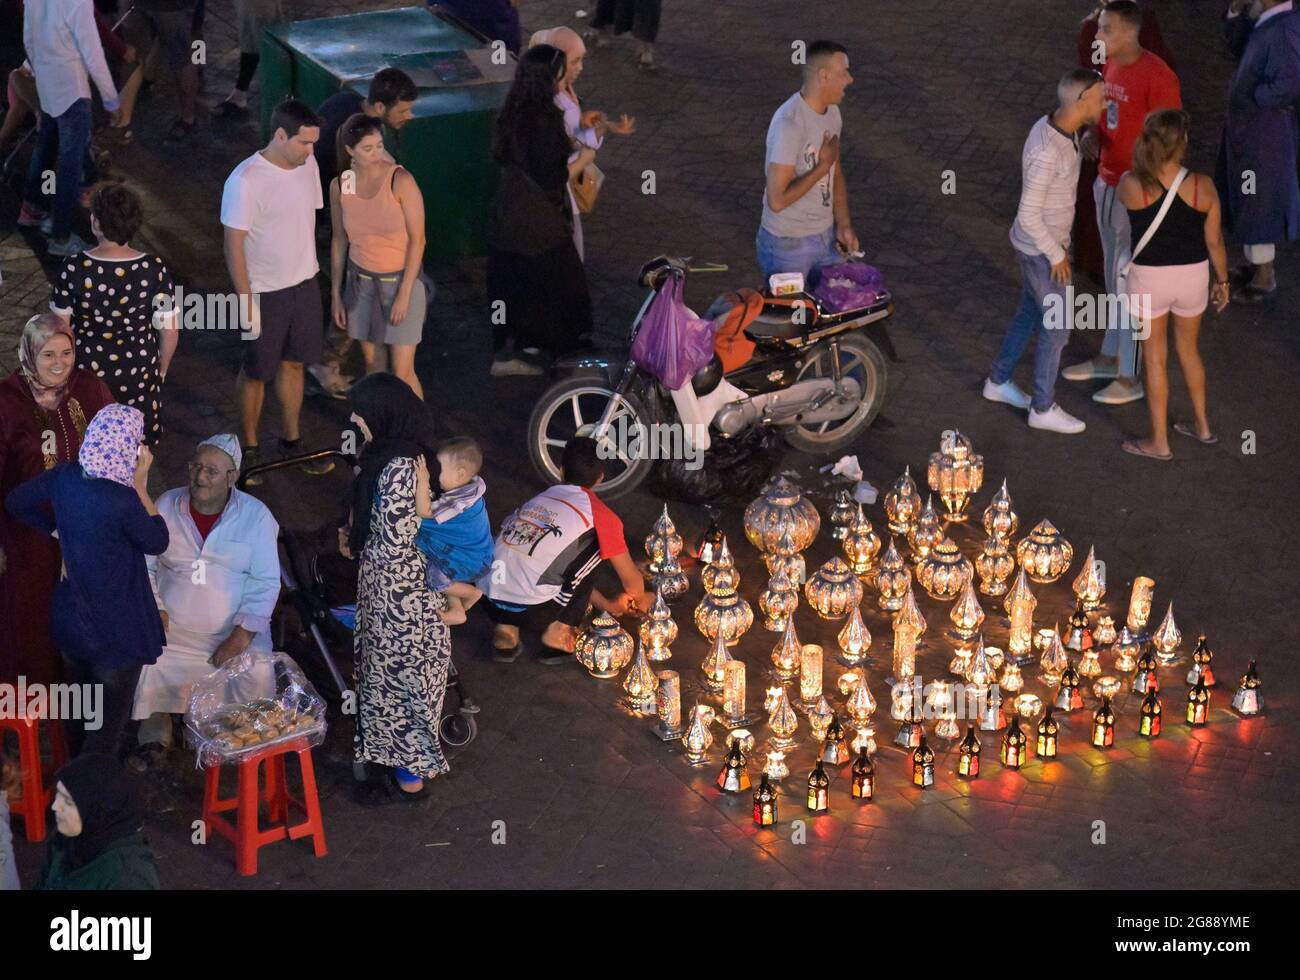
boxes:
[329,114,428,398]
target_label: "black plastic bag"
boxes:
[647,426,785,504]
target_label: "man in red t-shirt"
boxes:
[1062,0,1181,406]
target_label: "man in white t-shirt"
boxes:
[757,40,859,285]
[221,98,334,483]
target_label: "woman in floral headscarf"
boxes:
[6,403,168,757]
[0,314,114,688]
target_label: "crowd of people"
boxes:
[1,0,1297,885]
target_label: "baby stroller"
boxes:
[238,450,480,772]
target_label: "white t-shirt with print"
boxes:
[760,92,842,238]
[220,152,323,294]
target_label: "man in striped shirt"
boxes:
[984,69,1106,434]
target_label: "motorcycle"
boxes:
[527,255,897,499]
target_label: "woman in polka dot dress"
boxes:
[50,183,179,445]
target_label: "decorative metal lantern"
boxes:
[726,728,756,759]
[850,724,877,757]
[851,746,875,800]
[682,704,716,764]
[651,551,690,602]
[1091,697,1116,748]
[1005,568,1037,666]
[644,504,684,573]
[1035,705,1059,759]
[843,505,882,576]
[639,589,678,661]
[806,760,831,812]
[623,641,659,714]
[928,680,959,740]
[701,537,739,594]
[1132,647,1160,695]
[1000,660,1024,693]
[807,696,835,741]
[874,537,912,611]
[890,601,923,684]
[759,566,799,633]
[694,581,754,647]
[716,740,751,793]
[1231,661,1262,717]
[1014,693,1043,720]
[1066,599,1095,654]
[979,684,1008,732]
[949,577,985,639]
[891,679,916,721]
[885,466,923,535]
[753,773,778,826]
[912,736,936,788]
[1151,602,1182,666]
[982,478,1018,539]
[764,527,807,586]
[771,618,802,681]
[804,556,864,619]
[1186,635,1215,687]
[1126,576,1155,636]
[723,660,757,727]
[656,671,683,738]
[799,644,824,709]
[1185,676,1210,727]
[1072,546,1106,611]
[1054,661,1084,712]
[1094,614,1118,647]
[837,604,872,667]
[820,714,850,765]
[1016,519,1073,584]
[984,644,1005,672]
[1000,716,1027,769]
[702,629,734,694]
[908,496,945,565]
[766,685,799,751]
[1039,625,1069,686]
[845,674,877,729]
[1112,626,1141,673]
[763,748,789,781]
[1093,676,1122,700]
[918,537,972,602]
[829,488,857,541]
[927,429,985,522]
[894,698,924,749]
[958,725,981,778]
[949,644,974,679]
[967,637,994,688]
[1077,643,1103,680]
[575,612,635,679]
[744,475,821,554]
[693,513,724,565]
[1138,688,1162,738]
[976,533,1015,596]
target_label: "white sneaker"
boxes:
[982,378,1032,410]
[1028,404,1086,434]
[1093,379,1145,405]
[490,356,544,377]
[1061,357,1120,382]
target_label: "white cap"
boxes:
[198,433,242,471]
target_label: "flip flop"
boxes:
[1172,422,1218,445]
[1122,439,1172,461]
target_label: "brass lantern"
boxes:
[722,662,753,727]
[656,671,683,738]
[766,685,799,752]
[999,661,1024,693]
[644,504,684,573]
[1186,635,1215,687]
[1231,661,1262,716]
[701,537,739,594]
[1054,660,1084,712]
[771,618,802,681]
[622,640,659,714]
[1036,705,1059,759]
[885,466,923,535]
[1066,598,1095,655]
[575,612,634,679]
[1132,647,1160,696]
[1091,697,1116,748]
[753,773,778,826]
[1000,716,1027,769]
[845,673,877,729]
[1185,676,1210,727]
[1077,643,1103,681]
[966,636,994,687]
[804,556,864,619]
[1092,675,1123,700]
[1126,576,1155,637]
[851,746,875,800]
[743,475,821,554]
[911,735,936,788]
[930,680,960,740]
[694,581,754,647]
[908,496,945,565]
[759,566,799,633]
[806,760,831,812]
[763,748,789,781]
[842,505,882,576]
[1138,688,1162,738]
[975,532,1015,596]
[837,604,872,667]
[1013,693,1043,721]
[693,513,724,565]
[716,739,751,793]
[1151,602,1182,666]
[1072,545,1106,611]
[639,588,678,662]
[820,714,850,765]
[1004,568,1037,665]
[982,478,1018,539]
[701,630,733,694]
[807,696,835,741]
[917,537,973,601]
[828,489,856,541]
[1112,626,1142,673]
[1016,519,1073,584]
[799,643,824,709]
[927,429,985,522]
[1094,614,1118,647]
[891,590,926,684]
[874,537,912,611]
[651,551,689,602]
[1039,624,1069,686]
[682,703,716,764]
[958,725,981,778]
[949,576,985,639]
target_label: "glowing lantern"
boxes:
[694,580,753,647]
[722,660,753,727]
[820,714,850,765]
[999,660,1024,693]
[1138,689,1162,738]
[766,685,798,752]
[804,556,864,619]
[743,475,821,554]
[1151,602,1182,666]
[884,466,922,535]
[829,488,856,541]
[874,537,912,612]
[682,704,716,764]
[894,697,924,749]
[927,429,984,522]
[837,604,872,667]
[1112,626,1141,673]
[644,504,684,572]
[966,637,994,688]
[917,537,972,601]
[759,566,799,633]
[806,760,831,812]
[1065,599,1094,654]
[726,728,756,758]
[1005,568,1037,665]
[639,588,678,661]
[1126,576,1155,636]
[908,495,945,565]
[1071,545,1106,611]
[979,683,1007,732]
[1091,697,1115,748]
[701,629,733,694]
[763,748,789,781]
[1185,676,1210,727]
[930,680,960,740]
[651,551,689,602]
[1015,519,1073,584]
[1038,625,1069,686]
[764,527,807,586]
[949,644,974,679]
[843,505,882,576]
[1077,642,1103,680]
[716,739,751,793]
[912,736,936,788]
[1014,693,1043,720]
[1092,675,1122,700]
[701,537,739,594]
[1132,648,1159,696]
[771,618,802,680]
[891,609,922,685]
[656,670,683,737]
[958,725,981,778]
[1000,716,1027,769]
[976,532,1016,596]
[949,577,985,640]
[1231,661,1262,717]
[845,673,877,728]
[807,696,835,741]
[851,746,875,800]
[1186,635,1215,687]
[1094,614,1118,647]
[575,612,634,678]
[982,478,1018,539]
[799,643,824,708]
[622,640,658,714]
[1054,660,1084,712]
[1035,705,1059,759]
[753,773,778,826]
[693,513,724,565]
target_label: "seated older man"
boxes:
[131,434,280,751]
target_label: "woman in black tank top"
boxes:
[1116,110,1230,460]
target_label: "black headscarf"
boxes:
[348,373,438,554]
[51,753,144,869]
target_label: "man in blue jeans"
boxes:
[18,0,121,256]
[984,69,1105,434]
[757,40,859,287]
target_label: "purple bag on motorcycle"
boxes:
[628,274,716,391]
[812,262,885,313]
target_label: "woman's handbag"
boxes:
[570,161,604,214]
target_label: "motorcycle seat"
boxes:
[745,296,818,340]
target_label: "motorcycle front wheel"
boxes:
[783,332,888,453]
[527,376,655,499]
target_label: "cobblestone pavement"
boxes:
[3,0,1298,888]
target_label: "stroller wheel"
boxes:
[440,712,477,748]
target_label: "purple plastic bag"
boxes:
[812,262,885,313]
[629,274,716,390]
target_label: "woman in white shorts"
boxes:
[1117,109,1230,461]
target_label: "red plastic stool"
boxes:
[0,712,68,842]
[201,737,327,876]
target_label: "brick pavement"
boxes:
[2,0,1298,888]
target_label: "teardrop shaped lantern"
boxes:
[828,488,857,541]
[638,588,678,662]
[908,495,945,566]
[884,466,923,535]
[770,617,802,680]
[836,603,872,667]
[874,537,911,611]
[982,478,1018,539]
[644,504,684,573]
[842,504,882,576]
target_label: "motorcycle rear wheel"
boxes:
[783,332,888,453]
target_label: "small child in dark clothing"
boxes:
[414,437,493,625]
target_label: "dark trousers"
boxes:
[484,573,599,632]
[592,0,661,43]
[61,656,142,760]
[23,98,96,240]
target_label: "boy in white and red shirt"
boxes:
[480,437,651,663]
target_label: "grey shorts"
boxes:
[343,262,426,347]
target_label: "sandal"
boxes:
[491,640,523,663]
[1172,422,1217,445]
[537,645,573,665]
[355,773,430,807]
[1122,439,1172,461]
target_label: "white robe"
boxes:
[132,488,280,718]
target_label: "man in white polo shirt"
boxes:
[221,98,334,483]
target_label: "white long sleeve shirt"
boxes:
[23,0,119,117]
[1009,113,1081,266]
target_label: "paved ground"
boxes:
[3,0,1298,888]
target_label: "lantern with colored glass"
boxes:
[700,537,739,594]
[693,513,724,565]
[908,496,945,565]
[639,589,678,662]
[1186,635,1215,687]
[851,746,875,800]
[753,773,778,826]
[1185,676,1210,727]
[804,556,864,619]
[1054,660,1084,712]
[949,577,985,640]
[982,478,1018,539]
[843,505,883,577]
[716,740,751,793]
[766,685,799,752]
[806,760,831,812]
[1094,614,1118,647]
[764,527,807,586]
[829,488,856,541]
[930,680,960,740]
[1126,576,1155,637]
[927,429,985,522]
[1231,661,1263,717]
[895,696,924,749]
[651,550,689,602]
[743,475,821,555]
[682,704,716,764]
[912,736,936,788]
[799,643,824,709]
[1016,519,1073,584]
[1066,599,1095,655]
[771,618,802,680]
[575,612,635,679]
[644,504,684,573]
[1132,647,1160,695]
[976,532,1015,596]
[1039,625,1069,686]
[1005,568,1037,665]
[874,537,912,611]
[820,714,850,765]
[1071,545,1106,611]
[884,465,923,535]
[1151,602,1182,666]
[1091,697,1116,748]
[759,566,799,633]
[958,725,981,778]
[1112,626,1141,673]
[979,684,1008,732]
[694,581,754,647]
[701,629,734,694]
[837,604,872,668]
[622,640,659,714]
[1000,716,1027,769]
[1035,705,1059,759]
[1138,688,1162,738]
